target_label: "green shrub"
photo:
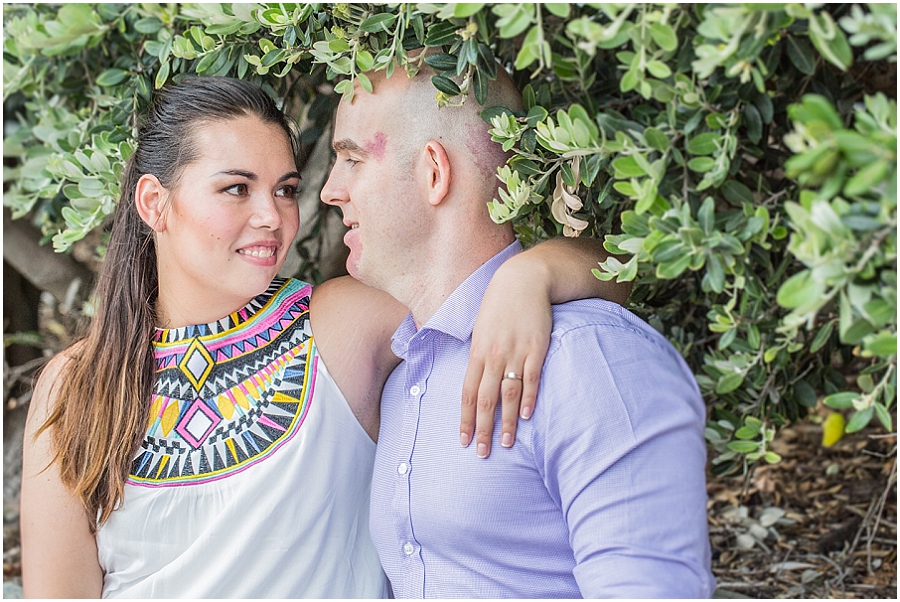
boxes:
[3,3,896,473]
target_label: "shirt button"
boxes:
[409,385,421,396]
[397,462,410,476]
[403,542,415,555]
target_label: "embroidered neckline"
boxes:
[153,279,288,345]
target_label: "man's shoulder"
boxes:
[544,299,696,390]
[548,299,667,351]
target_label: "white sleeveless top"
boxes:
[96,279,388,598]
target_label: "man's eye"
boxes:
[346,158,360,167]
[224,183,249,196]
[276,185,298,199]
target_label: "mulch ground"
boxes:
[3,402,897,598]
[708,414,897,599]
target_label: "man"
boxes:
[321,65,715,598]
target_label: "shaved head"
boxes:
[357,63,524,193]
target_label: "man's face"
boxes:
[320,85,426,290]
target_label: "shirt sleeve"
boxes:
[532,321,716,598]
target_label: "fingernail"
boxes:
[477,443,488,458]
[460,432,470,447]
[521,406,532,420]
[501,432,512,447]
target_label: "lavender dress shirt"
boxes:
[370,241,715,598]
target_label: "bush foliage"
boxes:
[3,3,896,473]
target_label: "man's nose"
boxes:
[320,166,345,207]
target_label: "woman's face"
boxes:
[154,115,300,327]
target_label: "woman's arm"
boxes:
[21,351,103,598]
[310,276,408,441]
[460,237,632,458]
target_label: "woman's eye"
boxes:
[276,185,298,199]
[224,183,249,196]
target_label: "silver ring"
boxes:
[504,371,523,381]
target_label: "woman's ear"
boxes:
[134,174,169,232]
[423,140,451,207]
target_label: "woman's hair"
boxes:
[38,76,298,530]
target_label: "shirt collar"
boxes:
[391,240,523,359]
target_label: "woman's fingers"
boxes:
[459,358,485,448]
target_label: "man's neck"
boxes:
[397,232,515,329]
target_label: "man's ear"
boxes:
[134,174,169,232]
[423,140,451,207]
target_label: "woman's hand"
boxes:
[459,237,631,458]
[461,259,552,458]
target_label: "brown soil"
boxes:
[708,416,897,598]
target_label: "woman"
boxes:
[20,77,625,597]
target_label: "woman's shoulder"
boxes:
[26,341,84,432]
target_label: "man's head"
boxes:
[321,62,523,305]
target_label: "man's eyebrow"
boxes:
[333,138,369,156]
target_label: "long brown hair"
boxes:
[38,77,298,530]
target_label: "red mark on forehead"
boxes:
[364,131,388,161]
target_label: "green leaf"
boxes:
[810,320,835,353]
[646,60,672,79]
[688,132,719,155]
[96,68,128,87]
[727,440,759,453]
[863,331,897,357]
[743,104,762,143]
[688,157,716,172]
[612,156,645,178]
[656,252,693,279]
[722,180,755,206]
[356,50,375,72]
[809,13,853,71]
[473,68,488,105]
[786,35,816,75]
[424,21,460,46]
[649,23,678,52]
[845,406,874,433]
[359,13,397,33]
[764,452,782,464]
[845,161,889,197]
[476,43,498,79]
[452,3,484,18]
[644,127,670,152]
[794,379,818,407]
[134,17,164,35]
[823,392,859,409]
[431,75,461,96]
[717,372,745,394]
[356,71,373,94]
[154,60,171,89]
[735,426,758,439]
[874,403,893,431]
[777,270,825,309]
[425,52,458,72]
[205,20,244,36]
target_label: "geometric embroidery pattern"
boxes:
[128,278,317,487]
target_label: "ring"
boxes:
[504,371,523,381]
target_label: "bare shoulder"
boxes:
[309,277,407,441]
[27,342,83,430]
[310,276,407,351]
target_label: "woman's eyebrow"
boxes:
[279,171,301,182]
[211,170,300,182]
[212,169,257,180]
